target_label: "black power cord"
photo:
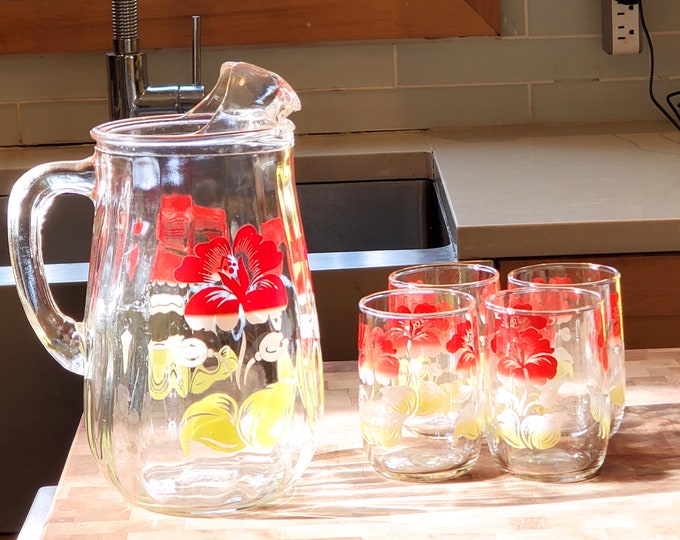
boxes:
[639,0,680,130]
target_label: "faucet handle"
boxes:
[178,15,205,113]
[192,15,201,86]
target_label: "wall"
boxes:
[2,0,680,147]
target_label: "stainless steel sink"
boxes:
[298,178,450,253]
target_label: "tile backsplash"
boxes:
[2,0,680,146]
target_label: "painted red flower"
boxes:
[150,194,227,283]
[530,277,580,314]
[174,224,288,331]
[593,304,609,372]
[358,325,400,385]
[506,300,548,332]
[497,326,558,385]
[609,292,622,340]
[385,302,445,358]
[445,319,478,373]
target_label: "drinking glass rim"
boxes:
[388,262,499,289]
[507,262,620,289]
[485,286,604,316]
[359,288,476,319]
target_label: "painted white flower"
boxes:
[149,335,208,368]
[255,331,289,363]
[149,293,185,315]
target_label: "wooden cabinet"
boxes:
[497,253,680,350]
[0,0,500,55]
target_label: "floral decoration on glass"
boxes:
[141,198,320,457]
[387,262,500,352]
[506,262,625,436]
[484,287,610,482]
[358,288,483,482]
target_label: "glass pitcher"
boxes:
[7,62,324,515]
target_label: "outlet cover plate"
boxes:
[602,0,642,55]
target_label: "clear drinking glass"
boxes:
[484,287,610,482]
[507,262,625,435]
[358,288,483,482]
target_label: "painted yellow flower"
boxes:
[415,380,449,416]
[495,408,562,450]
[238,380,296,448]
[180,393,245,456]
[359,399,403,447]
[380,385,417,417]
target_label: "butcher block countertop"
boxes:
[40,349,680,539]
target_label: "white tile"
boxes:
[21,100,108,145]
[500,0,527,37]
[148,43,395,91]
[294,85,529,134]
[0,53,106,101]
[527,0,601,36]
[398,36,656,88]
[531,80,665,124]
[0,104,19,146]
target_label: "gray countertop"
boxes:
[3,121,680,261]
[428,122,680,259]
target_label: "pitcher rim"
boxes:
[90,113,295,145]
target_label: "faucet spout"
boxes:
[107,0,204,119]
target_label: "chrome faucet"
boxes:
[107,0,204,119]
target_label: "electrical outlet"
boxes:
[602,0,642,55]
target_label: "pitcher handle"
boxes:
[7,157,96,376]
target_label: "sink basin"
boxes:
[297,178,449,253]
